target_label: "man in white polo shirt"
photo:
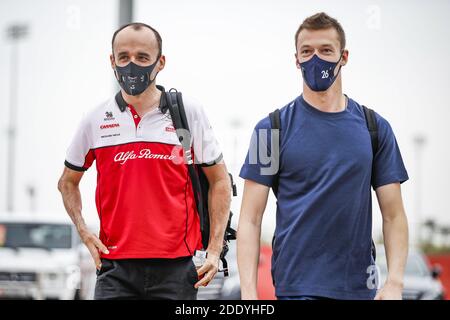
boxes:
[57,22,231,300]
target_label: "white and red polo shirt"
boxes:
[64,86,223,259]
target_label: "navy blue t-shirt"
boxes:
[239,94,409,300]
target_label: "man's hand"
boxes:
[374,281,403,300]
[194,251,220,289]
[79,229,109,270]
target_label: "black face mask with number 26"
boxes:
[114,59,158,96]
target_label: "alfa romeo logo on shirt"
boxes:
[114,149,177,165]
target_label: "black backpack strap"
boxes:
[269,109,281,196]
[362,105,379,189]
[269,109,281,130]
[362,105,379,262]
[173,91,208,240]
[167,89,236,276]
[165,89,205,238]
[176,91,190,132]
[166,91,185,139]
[362,105,378,156]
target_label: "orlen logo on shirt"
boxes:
[114,149,177,165]
[100,123,120,130]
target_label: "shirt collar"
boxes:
[114,85,168,114]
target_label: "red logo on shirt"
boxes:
[100,123,120,130]
[165,126,175,132]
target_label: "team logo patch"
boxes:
[104,111,115,121]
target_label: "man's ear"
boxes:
[150,55,166,81]
[294,52,301,69]
[110,54,120,81]
[110,54,116,69]
[157,55,166,72]
[341,49,349,66]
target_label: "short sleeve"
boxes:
[184,97,223,166]
[64,115,95,172]
[371,115,409,190]
[239,117,278,187]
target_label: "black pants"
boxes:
[94,256,198,300]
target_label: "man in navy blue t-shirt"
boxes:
[237,12,409,300]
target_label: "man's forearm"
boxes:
[58,181,88,236]
[206,178,231,255]
[382,211,409,286]
[237,218,261,299]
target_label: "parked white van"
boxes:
[0,212,96,300]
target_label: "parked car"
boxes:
[0,212,96,300]
[376,245,445,300]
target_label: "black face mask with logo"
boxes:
[114,59,159,96]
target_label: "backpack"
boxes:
[164,88,237,276]
[268,103,378,261]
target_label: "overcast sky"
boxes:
[0,0,449,243]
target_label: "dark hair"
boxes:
[111,22,162,58]
[295,12,346,51]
